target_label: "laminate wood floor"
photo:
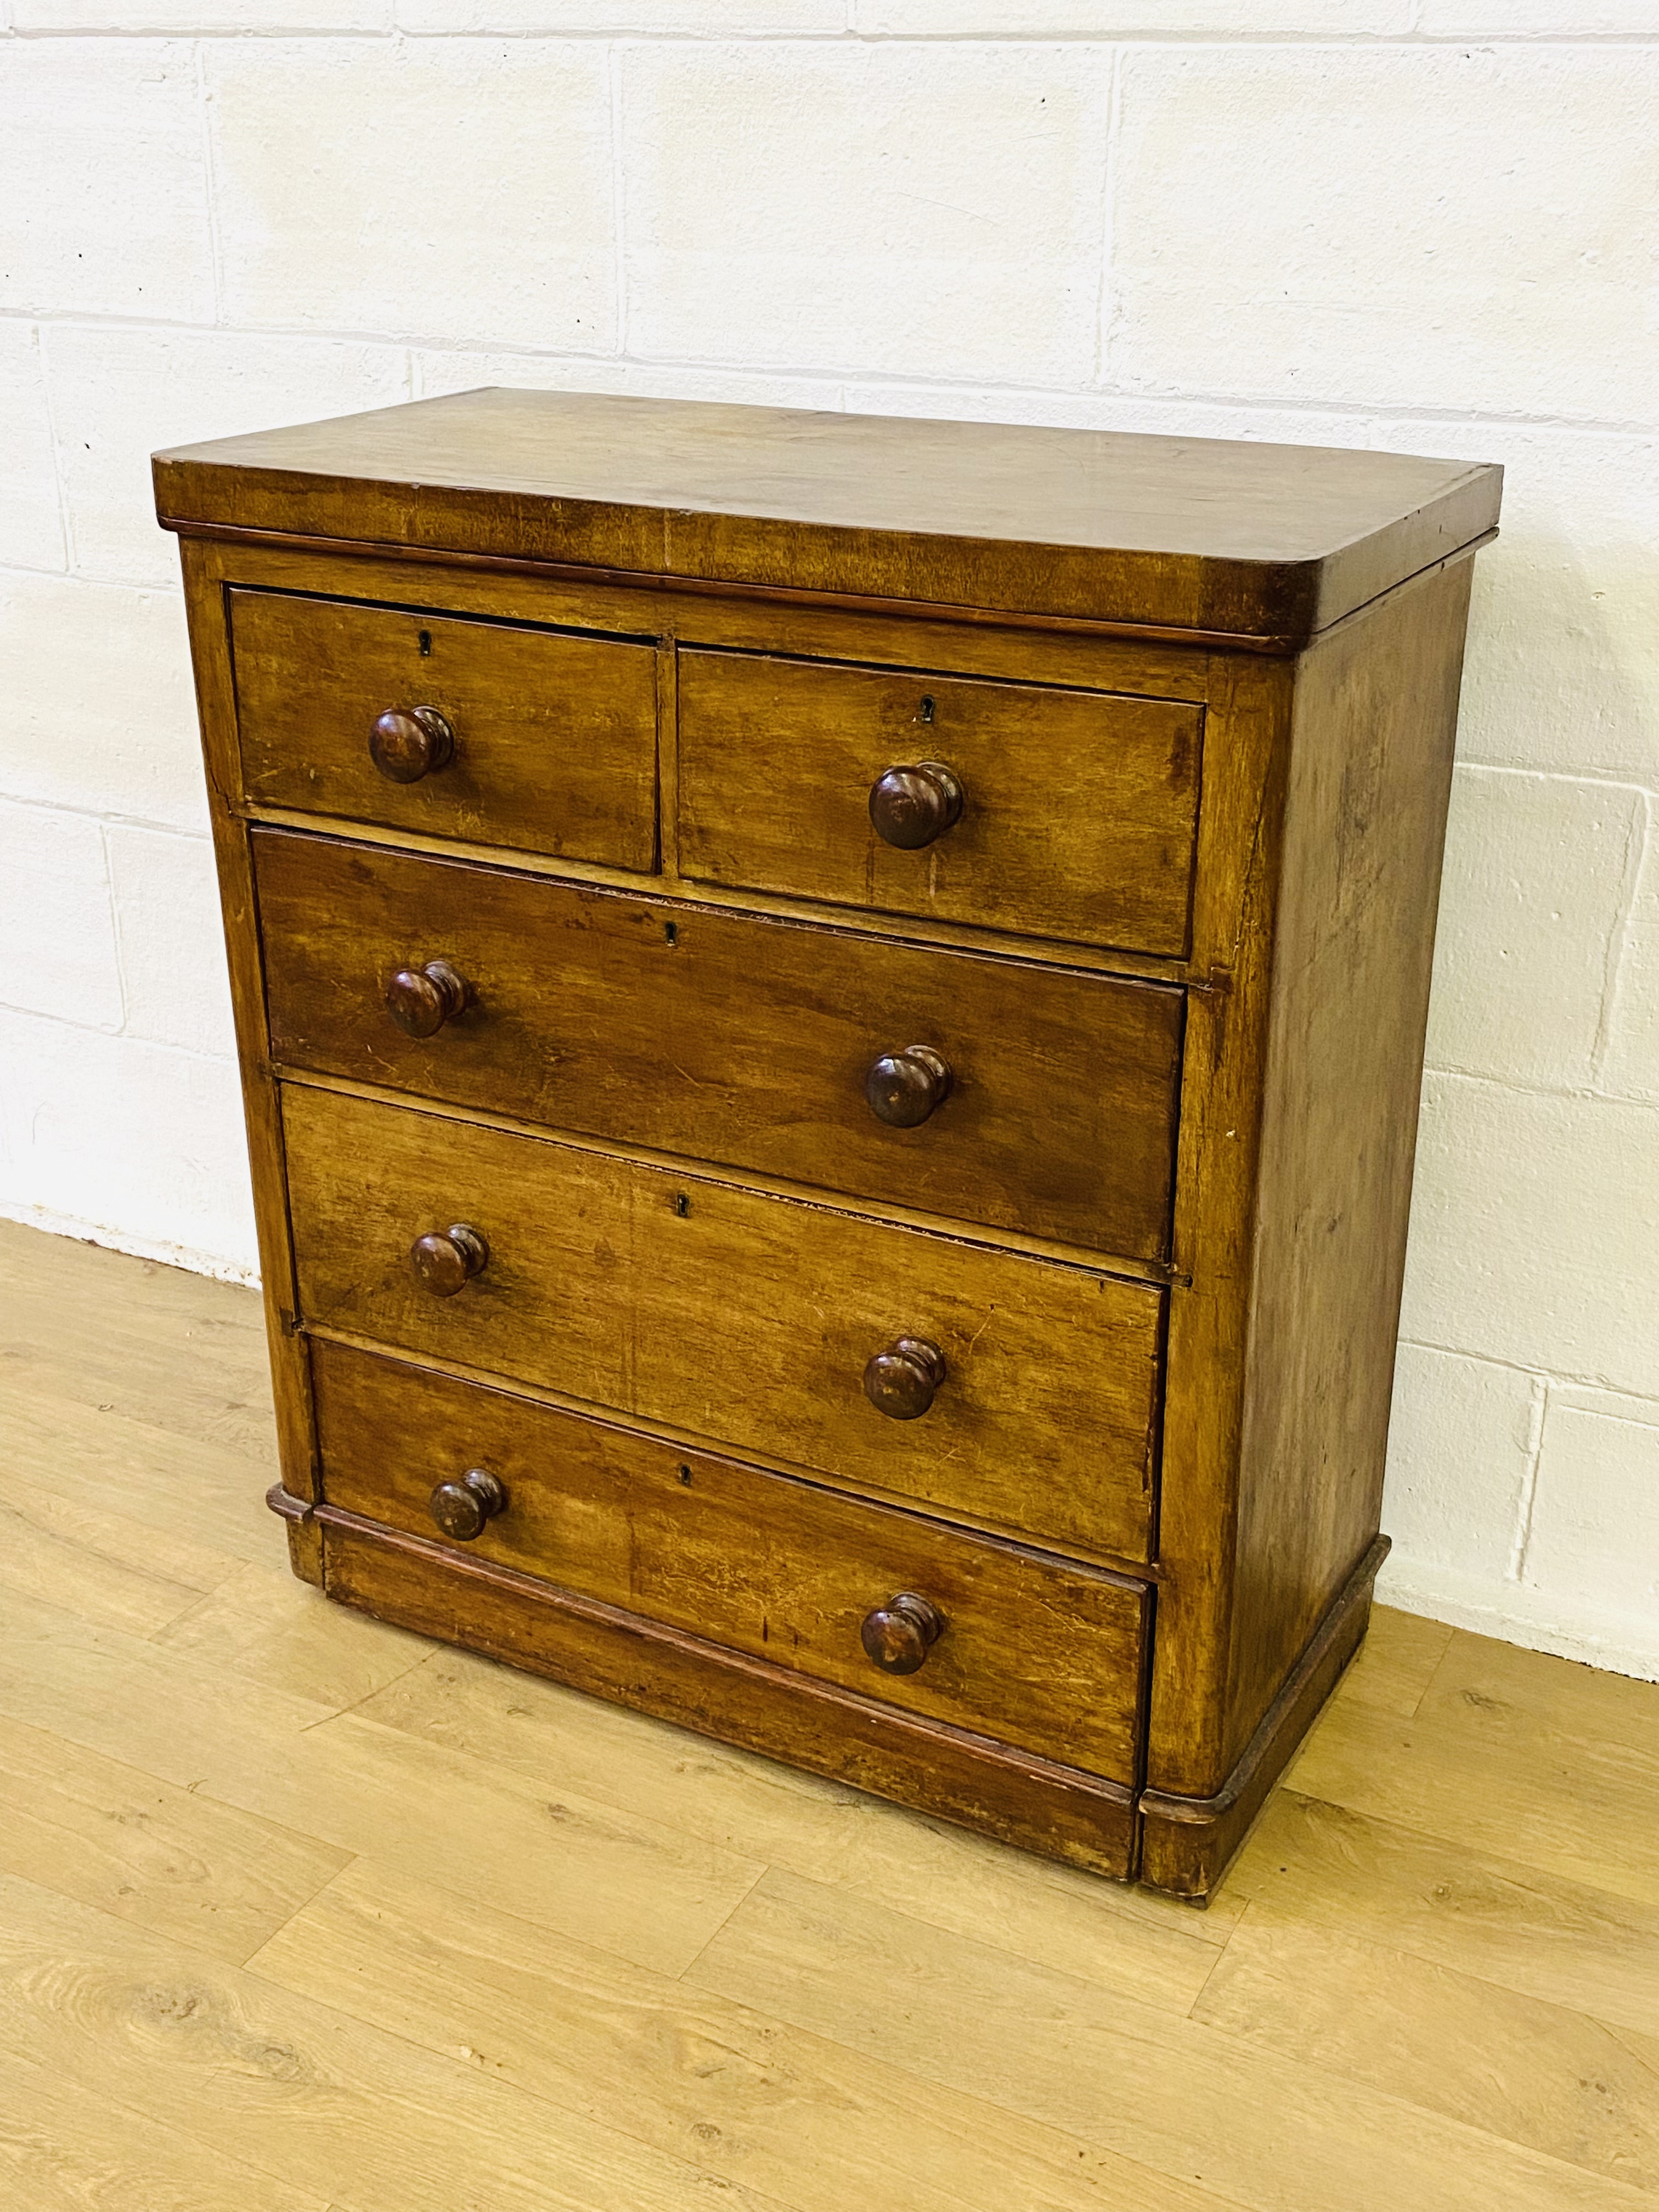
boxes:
[3,1215,1657,2212]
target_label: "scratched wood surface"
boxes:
[4,1216,1658,2212]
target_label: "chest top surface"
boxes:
[154,387,1500,648]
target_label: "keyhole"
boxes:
[674,1192,690,1217]
[417,629,432,657]
[919,695,935,724]
[664,920,678,946]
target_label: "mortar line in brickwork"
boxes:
[1424,1063,1659,1109]
[16,331,1659,444]
[0,557,184,594]
[195,38,227,330]
[5,25,1659,44]
[95,819,133,1040]
[0,997,237,1068]
[1506,1377,1551,1583]
[1397,1336,1659,1409]
[1093,43,1122,390]
[607,39,628,362]
[9,307,1655,439]
[0,786,210,843]
[1588,790,1651,1093]
[26,325,74,572]
[1452,763,1652,794]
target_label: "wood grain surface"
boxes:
[678,648,1203,956]
[1222,562,1474,1770]
[281,1083,1166,1562]
[9,1218,1659,2212]
[322,1522,1141,1879]
[154,387,1503,642]
[310,1339,1150,1781]
[157,395,1498,1908]
[230,588,659,871]
[254,825,1183,1259]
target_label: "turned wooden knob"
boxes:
[868,760,963,850]
[385,959,468,1039]
[862,1336,946,1421]
[861,1591,944,1675]
[410,1222,489,1297]
[370,705,454,783]
[866,1045,952,1128]
[428,1466,506,1541]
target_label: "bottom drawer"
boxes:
[311,1338,1150,1787]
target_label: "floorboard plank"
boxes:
[0,2040,331,2212]
[1194,1897,1659,2192]
[0,1468,239,1641]
[357,1643,1232,2007]
[1418,1630,1659,1764]
[1217,1789,1659,2040]
[0,1221,275,1460]
[1337,1607,1455,1717]
[0,1872,800,2212]
[4,1379,280,1567]
[246,1857,1240,2212]
[152,1560,431,1714]
[0,1711,348,1966]
[0,1584,764,1979]
[687,1866,1659,2212]
[10,1216,1659,2209]
[1284,1688,1659,1910]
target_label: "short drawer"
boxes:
[230,589,658,871]
[311,1340,1150,1782]
[256,828,1182,1259]
[284,1084,1164,1563]
[678,649,1203,957]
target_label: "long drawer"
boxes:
[256,827,1183,1259]
[678,648,1204,956]
[230,589,659,871]
[312,1340,1150,1782]
[283,1084,1164,1562]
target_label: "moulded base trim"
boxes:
[1138,1533,1391,1903]
[269,1487,1140,1882]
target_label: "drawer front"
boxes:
[284,1085,1164,1562]
[256,828,1183,1260]
[312,1340,1150,1782]
[230,590,659,871]
[678,650,1203,956]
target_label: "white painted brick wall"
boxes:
[623,43,1113,382]
[2,8,1655,1678]
[46,325,411,586]
[1111,46,1659,421]
[0,323,64,568]
[207,40,618,349]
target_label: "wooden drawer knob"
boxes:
[428,1465,506,1541]
[385,959,468,1038]
[866,1045,952,1128]
[868,760,963,850]
[410,1222,489,1297]
[861,1591,944,1675]
[370,705,454,783]
[862,1336,946,1421]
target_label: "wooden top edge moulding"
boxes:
[153,387,1502,647]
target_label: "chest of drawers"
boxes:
[155,392,1499,1899]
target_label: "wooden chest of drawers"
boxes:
[155,392,1499,1899]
